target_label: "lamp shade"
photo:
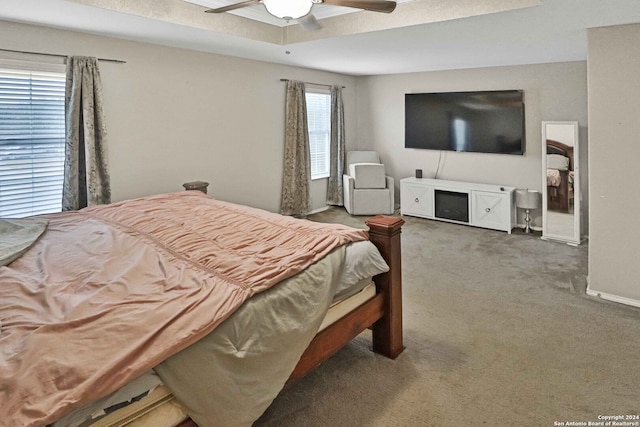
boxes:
[516,189,541,210]
[263,0,313,19]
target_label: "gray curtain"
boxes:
[280,80,311,217]
[63,56,111,211]
[326,85,345,206]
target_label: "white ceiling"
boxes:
[0,0,639,76]
[182,0,415,27]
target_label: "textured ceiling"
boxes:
[182,0,411,27]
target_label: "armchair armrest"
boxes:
[343,174,355,214]
[385,176,395,213]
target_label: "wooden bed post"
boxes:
[285,214,405,386]
[365,215,405,359]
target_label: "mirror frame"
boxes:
[541,121,581,245]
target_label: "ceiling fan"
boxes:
[205,0,397,31]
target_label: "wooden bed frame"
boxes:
[546,139,574,213]
[178,215,405,427]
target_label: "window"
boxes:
[305,90,331,180]
[0,61,66,218]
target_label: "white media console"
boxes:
[400,177,516,233]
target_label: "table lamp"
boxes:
[515,189,541,233]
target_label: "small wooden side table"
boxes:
[182,181,210,194]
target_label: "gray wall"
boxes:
[6,17,638,308]
[0,20,357,213]
[587,23,640,303]
[355,62,589,231]
[0,21,593,230]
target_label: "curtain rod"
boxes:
[0,48,126,64]
[280,78,345,89]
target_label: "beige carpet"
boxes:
[255,207,640,426]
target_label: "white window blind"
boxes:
[0,65,66,218]
[305,91,331,180]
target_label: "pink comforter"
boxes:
[0,192,367,427]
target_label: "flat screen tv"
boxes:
[405,90,525,155]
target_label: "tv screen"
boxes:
[405,90,525,155]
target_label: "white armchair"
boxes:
[342,151,394,215]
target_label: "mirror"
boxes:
[542,121,581,245]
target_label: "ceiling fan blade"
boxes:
[297,13,323,31]
[204,0,260,13]
[322,0,396,13]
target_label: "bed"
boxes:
[546,139,574,213]
[0,191,404,427]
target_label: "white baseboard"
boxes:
[586,283,640,309]
[309,206,331,215]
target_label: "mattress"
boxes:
[87,385,183,427]
[319,280,376,332]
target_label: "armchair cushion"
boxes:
[348,163,386,189]
[342,174,394,215]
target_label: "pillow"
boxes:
[349,163,386,189]
[547,154,570,171]
[334,240,389,299]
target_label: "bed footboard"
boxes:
[286,215,404,386]
[547,171,570,212]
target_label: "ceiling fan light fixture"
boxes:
[262,0,313,19]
